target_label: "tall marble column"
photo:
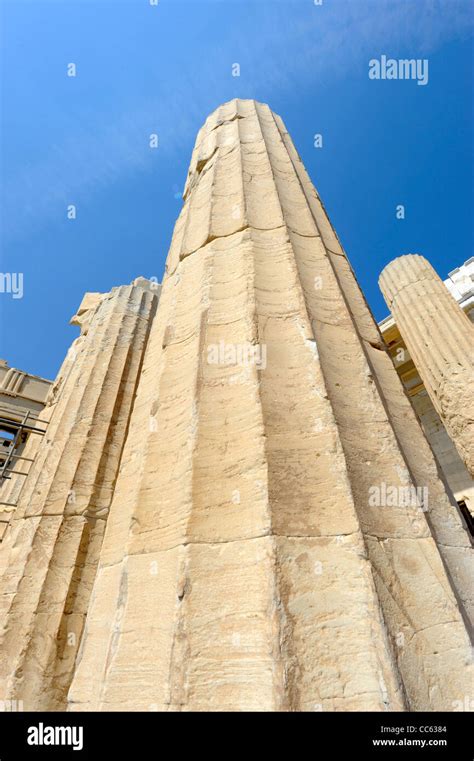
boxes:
[67,101,472,712]
[380,254,474,477]
[0,279,158,709]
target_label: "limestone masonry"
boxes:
[0,100,472,712]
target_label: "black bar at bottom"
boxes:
[0,710,470,759]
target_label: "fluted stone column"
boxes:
[67,101,472,712]
[0,279,158,709]
[380,255,474,476]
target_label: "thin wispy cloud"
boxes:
[2,0,472,242]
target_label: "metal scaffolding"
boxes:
[0,408,48,507]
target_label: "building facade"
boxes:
[0,360,52,540]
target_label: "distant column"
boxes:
[380,254,474,475]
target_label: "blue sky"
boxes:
[1,0,473,380]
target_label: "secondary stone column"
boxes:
[0,278,158,710]
[380,254,474,476]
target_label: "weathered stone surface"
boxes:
[0,280,158,710]
[380,254,474,476]
[64,100,472,712]
[0,101,471,712]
